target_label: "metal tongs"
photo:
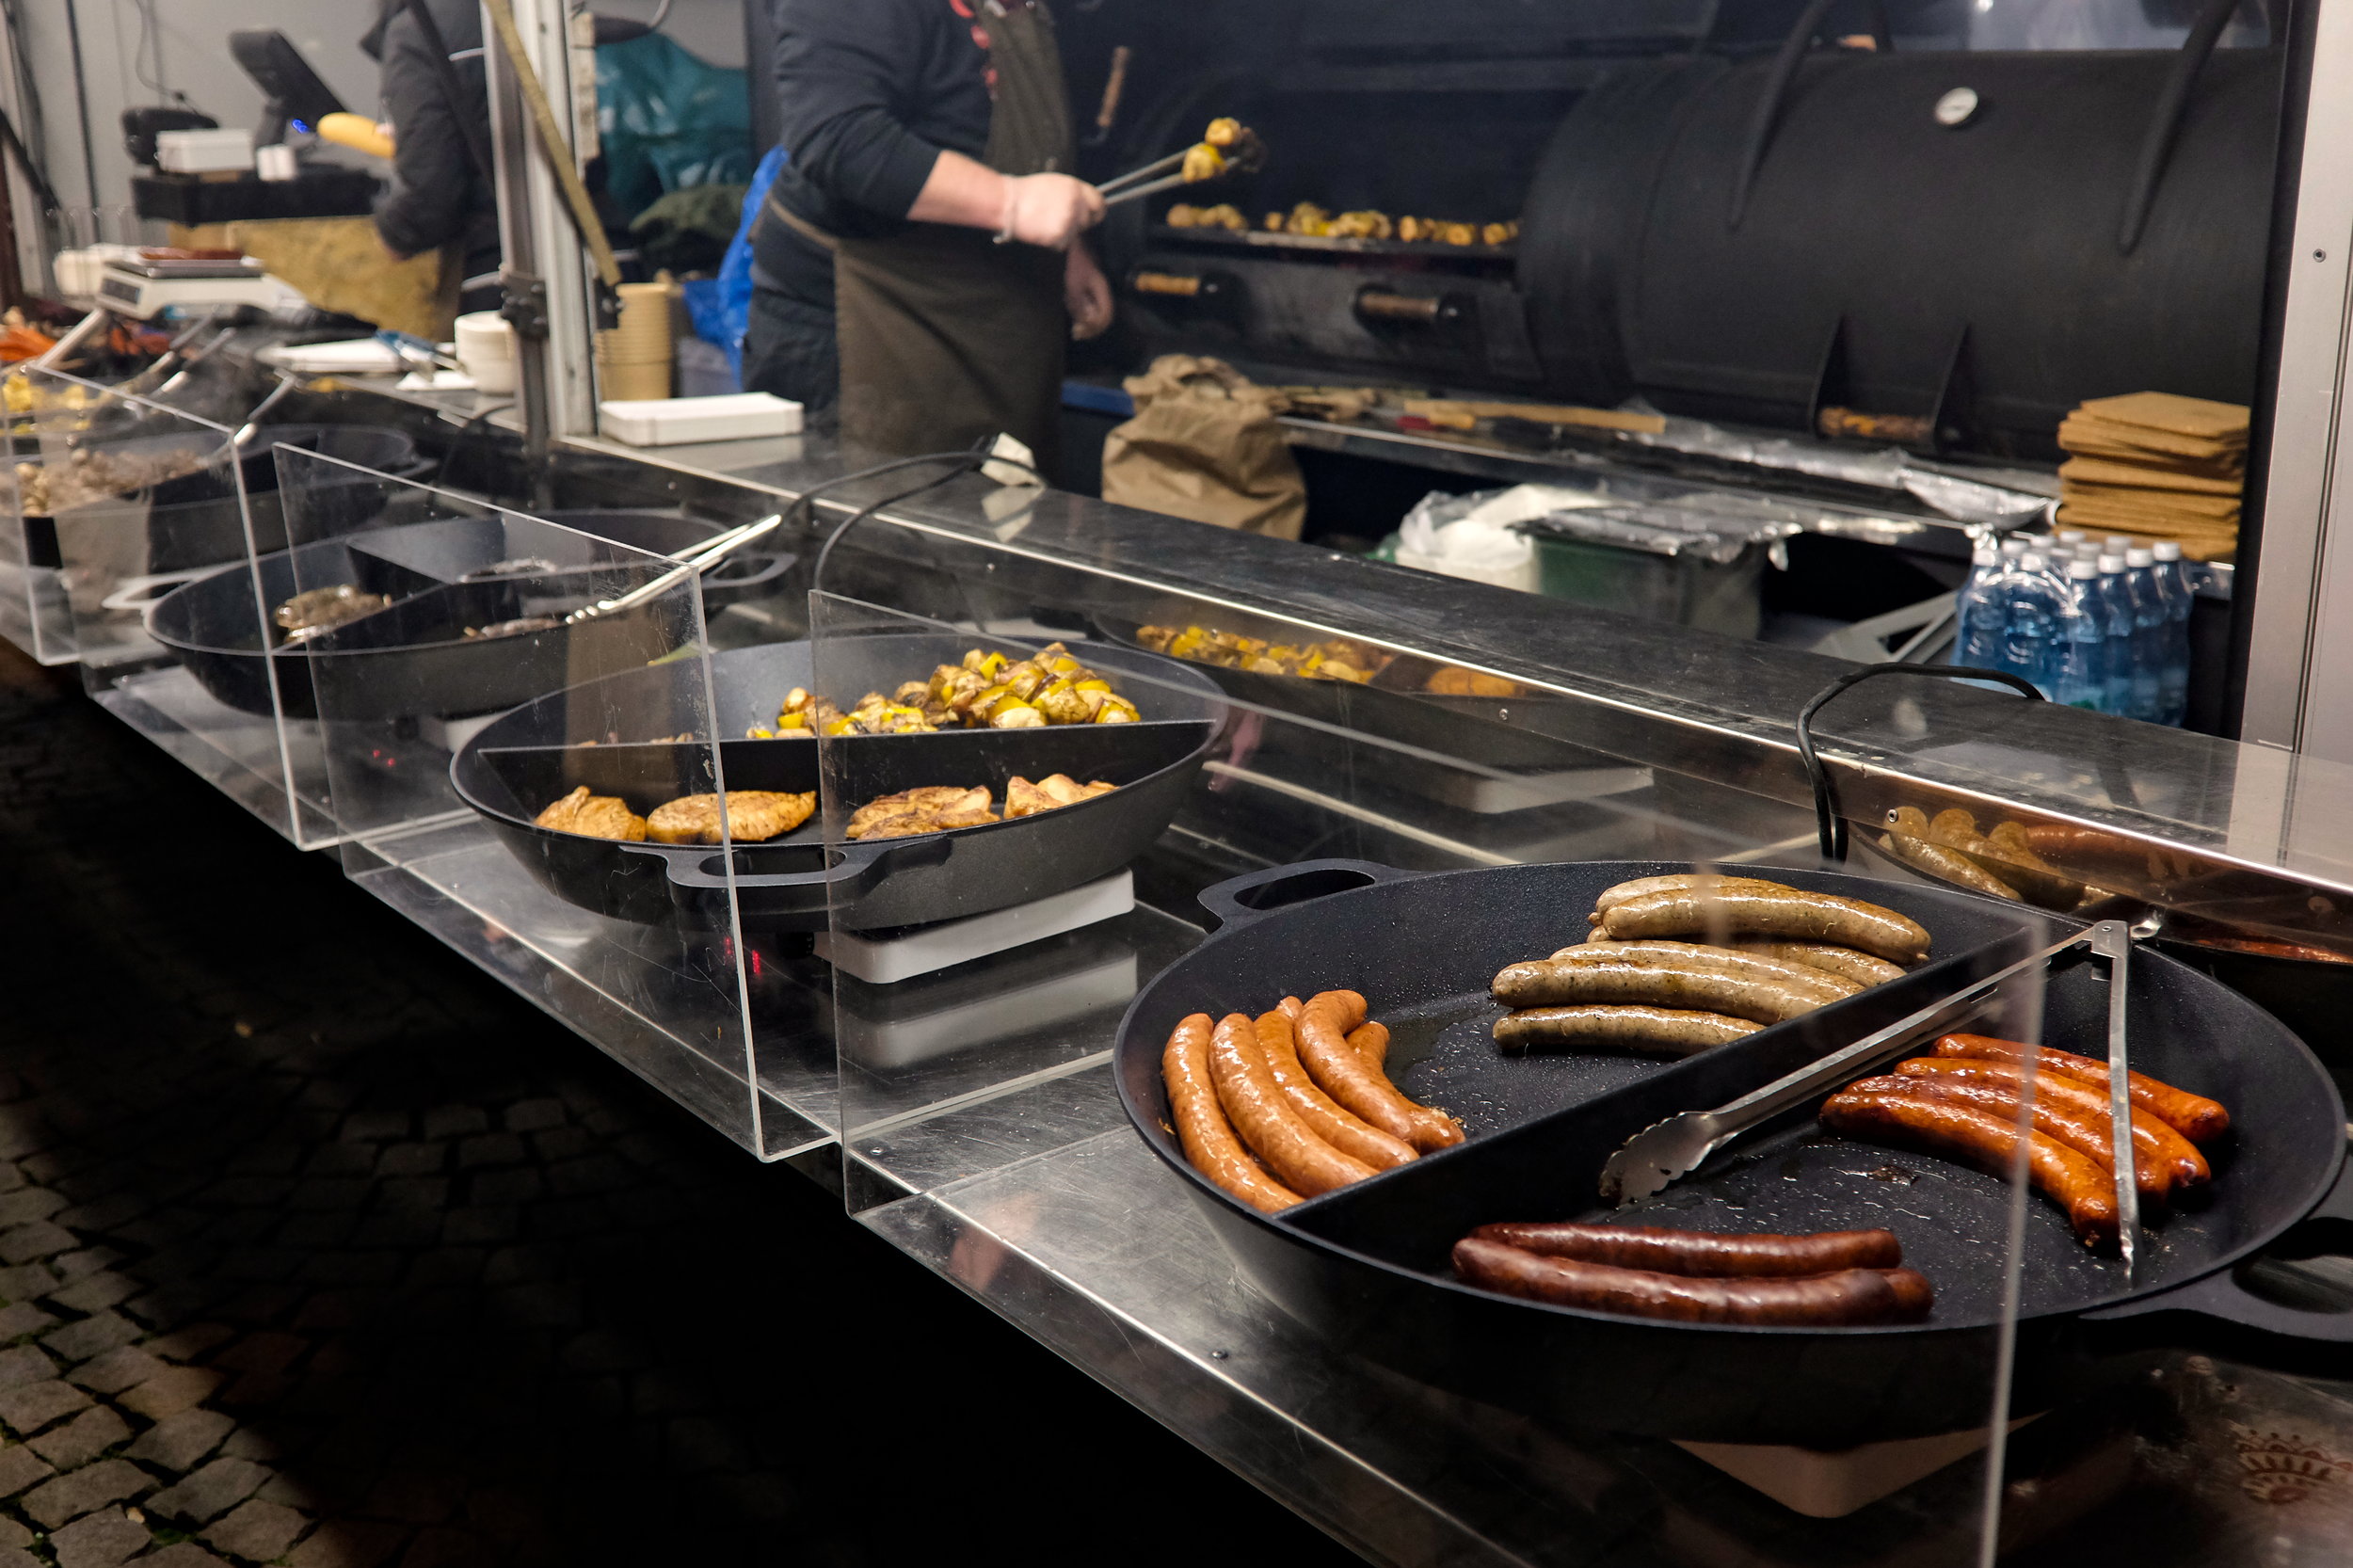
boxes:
[562,513,783,626]
[1098,126,1266,209]
[1599,918,2146,1275]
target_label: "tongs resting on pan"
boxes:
[1600,919,2146,1274]
[563,513,783,626]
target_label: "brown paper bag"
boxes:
[1101,355,1305,540]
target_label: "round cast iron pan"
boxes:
[1112,858,2353,1448]
[1091,608,1600,776]
[144,511,792,719]
[22,425,426,571]
[452,635,1226,933]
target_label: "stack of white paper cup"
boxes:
[595,281,674,402]
[453,312,517,394]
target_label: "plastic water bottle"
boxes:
[2093,553,2137,716]
[2050,558,2107,710]
[2122,547,2164,722]
[2151,541,2194,726]
[1956,545,2005,670]
[1997,550,2059,694]
[2056,529,2089,551]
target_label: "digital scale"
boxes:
[33,254,282,376]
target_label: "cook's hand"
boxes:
[1001,173,1105,250]
[1065,245,1113,341]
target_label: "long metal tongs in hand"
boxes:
[563,514,782,626]
[1599,922,2140,1225]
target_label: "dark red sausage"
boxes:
[1853,1070,2172,1202]
[1821,1086,2121,1248]
[1894,1059,2208,1192]
[1934,1033,2230,1142]
[1468,1223,1901,1277]
[1452,1238,1932,1324]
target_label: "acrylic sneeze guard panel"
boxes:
[273,448,780,1157]
[0,370,81,666]
[21,362,334,840]
[808,572,2033,1565]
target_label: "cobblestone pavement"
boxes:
[0,644,1357,1566]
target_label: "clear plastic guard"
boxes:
[19,363,339,840]
[811,586,2030,1563]
[275,449,777,1157]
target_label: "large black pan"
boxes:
[1112,858,2353,1449]
[453,635,1225,932]
[144,511,792,719]
[22,424,425,570]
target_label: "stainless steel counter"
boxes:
[27,362,2351,1566]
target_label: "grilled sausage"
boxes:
[1209,1013,1377,1196]
[1926,810,2086,910]
[1255,1010,1417,1171]
[1934,1034,2230,1142]
[1548,940,1865,1000]
[1298,991,1463,1152]
[1820,1086,2121,1247]
[1593,873,1801,917]
[1348,1019,1389,1071]
[1602,887,1931,964]
[1277,995,1305,1020]
[1452,1238,1932,1324]
[1894,1058,2208,1192]
[1849,1071,2171,1202]
[1490,954,1838,1025]
[1727,941,1906,986]
[1494,1004,1759,1055]
[1880,825,2023,902]
[1468,1223,1901,1277]
[1161,1014,1301,1213]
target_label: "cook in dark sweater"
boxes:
[363,0,500,310]
[746,0,1110,468]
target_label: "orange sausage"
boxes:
[1209,1013,1378,1196]
[1298,992,1463,1151]
[1895,1059,2207,1192]
[1255,1010,1417,1171]
[1935,1034,2230,1142]
[1821,1086,2120,1247]
[1278,996,1305,1020]
[1349,1019,1389,1071]
[1161,1014,1300,1213]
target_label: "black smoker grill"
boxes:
[1100,1,2281,457]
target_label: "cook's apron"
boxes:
[775,0,1076,467]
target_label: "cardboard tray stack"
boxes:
[2056,392,2249,561]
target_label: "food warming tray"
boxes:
[1113,858,2353,1448]
[453,635,1225,932]
[143,510,792,719]
[1093,608,1610,778]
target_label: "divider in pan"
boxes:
[1112,858,2353,1447]
[452,635,1225,932]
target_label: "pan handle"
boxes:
[1195,858,1420,932]
[2083,1147,2353,1342]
